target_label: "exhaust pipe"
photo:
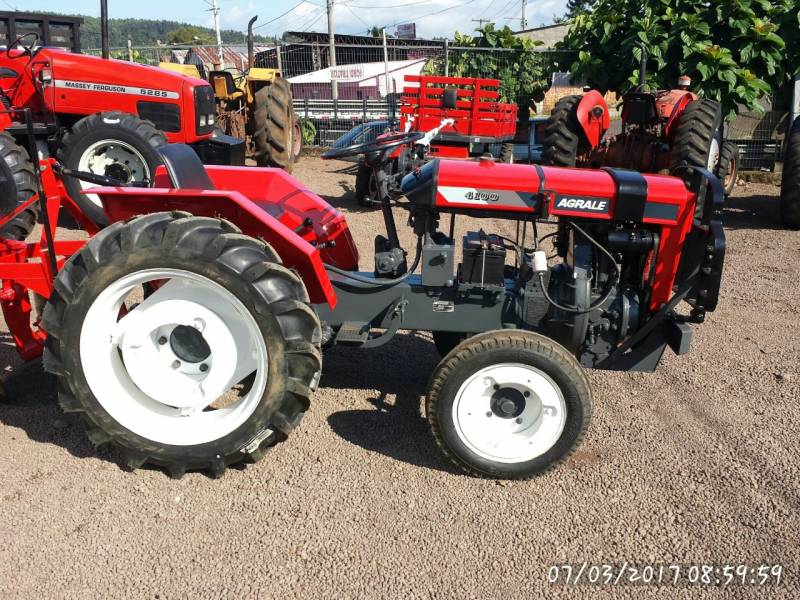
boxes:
[247,16,258,70]
[637,42,647,90]
[100,0,110,59]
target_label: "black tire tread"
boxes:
[354,161,376,206]
[252,82,295,172]
[0,130,38,240]
[499,142,514,163]
[541,95,585,167]
[717,140,739,197]
[780,118,800,229]
[42,211,321,478]
[426,330,592,479]
[670,99,723,171]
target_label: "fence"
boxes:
[84,41,789,169]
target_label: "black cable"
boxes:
[324,235,422,286]
[537,221,621,315]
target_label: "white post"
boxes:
[521,0,527,30]
[444,38,449,76]
[127,39,133,62]
[276,40,283,74]
[382,29,390,98]
[327,0,338,100]
[211,0,224,68]
[792,71,800,127]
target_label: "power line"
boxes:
[253,0,313,30]
[384,0,479,29]
[341,0,435,8]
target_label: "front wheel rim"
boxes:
[79,268,268,446]
[452,363,567,463]
[77,139,151,208]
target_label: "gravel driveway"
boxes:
[0,158,797,599]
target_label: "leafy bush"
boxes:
[560,0,798,117]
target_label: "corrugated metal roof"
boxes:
[184,45,274,70]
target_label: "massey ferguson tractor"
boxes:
[0,20,247,235]
[1,107,725,480]
[541,48,739,196]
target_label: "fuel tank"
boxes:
[401,157,694,224]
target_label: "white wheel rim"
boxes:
[77,139,151,208]
[707,137,720,171]
[452,363,567,464]
[79,268,268,446]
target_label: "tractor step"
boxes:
[335,322,370,346]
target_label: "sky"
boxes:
[16,0,569,40]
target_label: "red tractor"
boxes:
[355,75,518,206]
[0,20,258,235]
[1,109,726,480]
[541,48,739,196]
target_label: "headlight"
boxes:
[208,114,215,125]
[199,115,207,127]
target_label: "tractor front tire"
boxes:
[42,212,322,478]
[252,81,295,172]
[717,141,739,197]
[780,117,800,229]
[0,131,37,240]
[58,112,167,227]
[426,330,591,479]
[541,95,586,167]
[670,99,723,172]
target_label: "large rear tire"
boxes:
[0,131,37,240]
[426,330,591,479]
[58,112,167,227]
[541,95,586,167]
[670,99,723,172]
[252,80,295,172]
[780,117,800,229]
[42,212,322,478]
[717,141,739,197]
[499,142,514,163]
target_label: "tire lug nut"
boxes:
[199,363,209,372]
[515,417,523,424]
[158,336,167,345]
[524,391,531,398]
[171,360,181,369]
[485,411,492,418]
[493,384,499,390]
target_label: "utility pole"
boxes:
[210,0,224,68]
[472,18,491,29]
[327,0,338,100]
[521,0,527,30]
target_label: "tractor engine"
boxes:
[401,157,724,371]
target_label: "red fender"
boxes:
[575,90,610,148]
[659,90,697,142]
[91,166,358,308]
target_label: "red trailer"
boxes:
[399,75,517,160]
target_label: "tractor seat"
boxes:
[156,143,285,220]
[158,144,215,190]
[210,70,243,100]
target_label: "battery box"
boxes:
[460,230,506,287]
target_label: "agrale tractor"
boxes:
[542,47,739,197]
[0,110,726,479]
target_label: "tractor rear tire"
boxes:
[252,81,295,172]
[292,115,303,162]
[58,112,167,227]
[780,117,800,229]
[426,330,592,479]
[541,95,586,167]
[42,212,322,478]
[670,99,723,172]
[717,141,739,197]
[499,142,514,163]
[0,131,37,240]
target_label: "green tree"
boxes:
[428,24,563,121]
[559,0,797,117]
[166,25,215,45]
[565,0,594,18]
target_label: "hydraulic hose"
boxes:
[324,235,423,287]
[537,221,620,315]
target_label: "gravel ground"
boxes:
[0,158,798,599]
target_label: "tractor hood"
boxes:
[40,48,215,143]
